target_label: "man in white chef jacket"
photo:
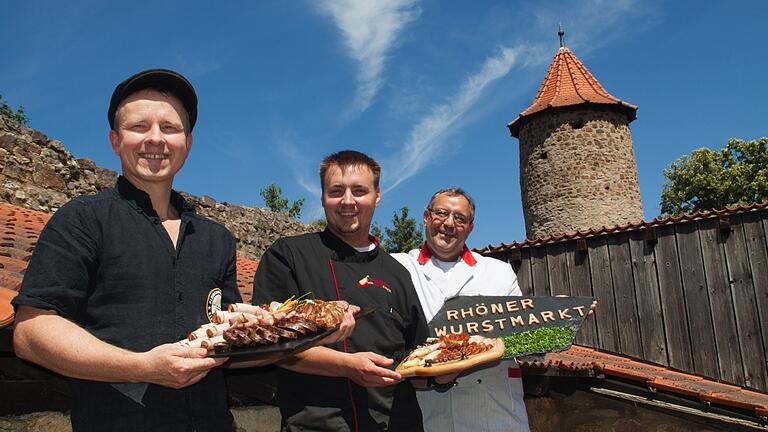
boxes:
[393,187,530,432]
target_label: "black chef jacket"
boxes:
[13,176,241,432]
[252,229,428,432]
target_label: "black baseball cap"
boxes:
[108,68,198,132]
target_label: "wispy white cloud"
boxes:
[381,0,644,192]
[318,0,420,117]
[383,45,532,191]
[272,131,321,197]
[271,131,324,220]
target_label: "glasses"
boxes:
[427,208,472,226]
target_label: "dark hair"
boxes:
[427,187,476,223]
[319,150,381,191]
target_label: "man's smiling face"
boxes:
[321,163,381,247]
[109,89,192,189]
[424,193,474,261]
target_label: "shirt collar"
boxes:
[116,176,195,217]
[417,243,477,266]
[320,228,379,262]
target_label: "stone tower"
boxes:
[508,31,643,239]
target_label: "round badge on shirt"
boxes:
[206,287,223,322]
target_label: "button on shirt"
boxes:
[13,176,241,431]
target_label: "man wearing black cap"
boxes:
[12,69,238,431]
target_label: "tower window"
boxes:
[540,151,548,160]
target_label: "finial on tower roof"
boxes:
[558,23,566,48]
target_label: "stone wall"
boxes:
[0,115,314,260]
[518,109,644,239]
[183,193,317,260]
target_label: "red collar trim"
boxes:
[368,235,379,247]
[417,244,431,265]
[417,244,477,266]
[462,246,477,266]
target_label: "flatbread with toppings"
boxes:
[395,333,504,377]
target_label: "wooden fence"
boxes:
[486,206,768,392]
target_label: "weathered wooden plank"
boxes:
[628,230,667,365]
[743,212,768,390]
[699,218,745,385]
[608,233,643,358]
[654,224,693,372]
[723,215,767,391]
[511,248,534,296]
[530,245,550,297]
[675,222,719,379]
[546,242,570,296]
[566,240,598,347]
[587,236,620,352]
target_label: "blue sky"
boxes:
[2,0,766,249]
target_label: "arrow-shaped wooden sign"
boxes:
[427,295,596,357]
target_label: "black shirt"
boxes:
[13,176,240,432]
[252,229,428,432]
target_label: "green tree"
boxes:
[260,183,305,219]
[660,137,768,215]
[375,207,424,253]
[370,222,384,244]
[0,95,29,125]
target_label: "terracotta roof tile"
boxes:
[700,390,768,412]
[475,201,768,254]
[0,205,50,295]
[521,345,768,419]
[600,361,669,382]
[0,272,22,292]
[236,257,259,304]
[0,202,261,329]
[0,287,18,328]
[508,47,637,137]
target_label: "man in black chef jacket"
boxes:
[253,150,428,431]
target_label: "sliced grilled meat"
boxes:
[275,320,308,335]
[261,324,299,340]
[253,325,280,343]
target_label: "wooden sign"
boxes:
[428,295,595,339]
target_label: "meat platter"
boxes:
[209,307,373,358]
[177,296,372,359]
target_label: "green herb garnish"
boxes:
[502,326,574,357]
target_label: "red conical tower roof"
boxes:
[508,43,637,138]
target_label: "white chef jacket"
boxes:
[393,245,530,432]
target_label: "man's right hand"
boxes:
[136,343,227,389]
[341,352,402,388]
[317,310,356,346]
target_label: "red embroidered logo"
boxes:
[358,275,392,293]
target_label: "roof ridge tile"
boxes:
[475,200,768,254]
[521,345,768,418]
